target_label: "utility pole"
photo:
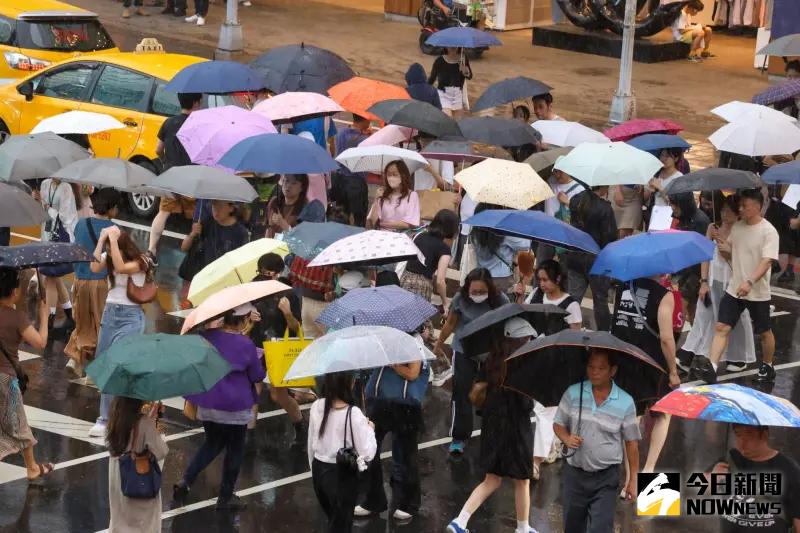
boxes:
[215,0,243,60]
[608,0,637,125]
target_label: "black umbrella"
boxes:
[457,116,541,147]
[456,303,568,359]
[0,242,93,269]
[0,183,47,227]
[662,168,764,195]
[420,140,511,163]
[249,43,356,95]
[367,99,462,138]
[472,76,553,112]
[504,329,666,407]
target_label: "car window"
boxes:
[151,82,181,116]
[0,16,14,45]
[16,19,115,52]
[90,65,152,112]
[34,65,95,101]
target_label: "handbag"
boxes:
[417,190,459,221]
[468,381,487,408]
[126,254,157,305]
[335,406,363,474]
[0,342,28,394]
[119,420,162,499]
[178,238,204,281]
[182,400,197,421]
[263,328,315,388]
[366,363,430,407]
[40,216,74,278]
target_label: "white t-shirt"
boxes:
[307,400,377,468]
[525,289,582,325]
[671,10,690,40]
[460,192,478,236]
[544,179,585,217]
[725,218,780,302]
[653,170,683,207]
[414,160,454,191]
[101,253,146,306]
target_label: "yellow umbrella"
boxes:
[187,238,289,306]
[454,158,554,210]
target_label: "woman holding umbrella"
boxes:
[471,203,531,294]
[428,47,472,118]
[367,161,421,231]
[266,175,325,238]
[644,148,684,209]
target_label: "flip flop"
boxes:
[27,463,54,485]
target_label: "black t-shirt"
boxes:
[250,282,301,346]
[721,449,800,533]
[157,113,192,170]
[406,232,450,280]
[199,219,250,268]
[428,56,472,90]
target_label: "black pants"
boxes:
[451,352,478,442]
[562,463,620,533]
[123,0,142,6]
[182,421,247,499]
[194,0,209,16]
[567,253,612,332]
[361,424,420,513]
[312,459,359,533]
[0,228,9,247]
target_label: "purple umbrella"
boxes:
[752,79,800,106]
[177,106,277,167]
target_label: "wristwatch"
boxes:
[700,278,708,284]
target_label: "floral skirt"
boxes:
[0,373,36,461]
[400,271,433,301]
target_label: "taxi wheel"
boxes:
[126,158,160,219]
[0,122,9,144]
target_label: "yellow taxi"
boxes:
[0,0,119,81]
[0,41,207,216]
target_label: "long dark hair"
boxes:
[536,259,567,292]
[318,372,355,437]
[459,268,503,308]
[0,268,19,299]
[274,174,310,219]
[106,230,144,286]
[427,209,458,240]
[106,396,145,457]
[379,160,413,207]
[484,326,516,388]
[471,203,504,255]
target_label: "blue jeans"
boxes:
[182,422,247,499]
[96,303,145,424]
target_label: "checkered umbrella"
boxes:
[752,79,800,106]
[317,285,437,331]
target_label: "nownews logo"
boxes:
[637,473,681,516]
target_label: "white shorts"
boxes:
[438,87,464,111]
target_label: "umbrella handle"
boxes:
[35,268,45,302]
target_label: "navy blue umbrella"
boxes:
[218,133,339,174]
[473,77,553,112]
[317,285,437,332]
[249,43,355,95]
[165,61,267,94]
[284,222,365,260]
[463,209,600,254]
[627,134,691,153]
[763,160,800,185]
[0,242,93,269]
[426,27,502,48]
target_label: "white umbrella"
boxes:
[709,118,800,157]
[284,326,435,380]
[359,124,416,147]
[336,145,428,174]
[531,120,609,147]
[31,111,125,135]
[711,101,797,124]
[52,158,156,191]
[308,230,425,268]
[553,142,663,187]
[454,158,553,210]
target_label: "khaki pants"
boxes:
[301,297,328,339]
[64,279,109,364]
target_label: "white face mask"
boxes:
[387,176,402,190]
[470,293,488,304]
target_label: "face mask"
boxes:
[387,176,402,189]
[470,294,488,304]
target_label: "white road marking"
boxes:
[23,405,105,446]
[0,462,28,484]
[19,351,41,362]
[771,286,800,302]
[111,218,187,240]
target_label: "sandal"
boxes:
[28,463,54,485]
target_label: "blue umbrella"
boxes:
[317,285,437,332]
[590,230,715,282]
[426,27,502,48]
[627,134,691,153]
[284,221,365,260]
[165,61,267,94]
[473,77,553,112]
[762,160,800,185]
[218,133,339,174]
[463,209,600,254]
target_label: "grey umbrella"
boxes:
[367,99,462,138]
[420,140,511,163]
[662,168,764,195]
[472,76,553,112]
[0,182,47,227]
[52,158,156,192]
[457,116,542,147]
[149,165,258,203]
[0,132,90,182]
[524,146,573,176]
[757,33,800,57]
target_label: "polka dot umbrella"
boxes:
[307,230,424,268]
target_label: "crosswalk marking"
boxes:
[19,351,40,362]
[0,462,27,483]
[23,405,105,446]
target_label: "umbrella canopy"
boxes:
[359,125,416,147]
[0,242,92,269]
[762,160,800,184]
[454,158,553,209]
[249,43,356,94]
[524,146,572,179]
[149,165,258,203]
[336,145,428,174]
[177,106,277,167]
[463,209,600,254]
[284,221,365,259]
[218,133,339,174]
[757,33,800,57]
[652,383,800,428]
[31,111,124,135]
[627,134,691,153]
[317,285,437,331]
[368,99,461,138]
[590,230,716,281]
[284,325,435,380]
[532,120,608,147]
[0,183,47,227]
[183,280,292,333]
[0,132,90,182]
[709,118,800,157]
[187,240,289,306]
[425,27,502,48]
[308,230,424,268]
[165,60,266,93]
[553,142,663,187]
[752,78,800,107]
[86,333,230,401]
[457,116,541,147]
[472,76,553,112]
[52,158,156,192]
[662,168,763,195]
[252,92,344,124]
[328,77,410,122]
[420,140,510,163]
[505,329,665,406]
[711,101,797,123]
[604,118,683,142]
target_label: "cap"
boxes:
[504,317,537,339]
[231,302,257,316]
[338,270,370,292]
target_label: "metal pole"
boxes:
[608,0,637,125]
[215,0,243,60]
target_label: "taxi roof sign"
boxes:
[135,38,164,53]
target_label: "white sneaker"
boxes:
[196,16,206,25]
[241,1,252,5]
[88,422,107,438]
[393,509,412,520]
[185,14,198,22]
[353,505,373,517]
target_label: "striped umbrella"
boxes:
[752,78,800,106]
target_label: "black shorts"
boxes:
[717,292,772,335]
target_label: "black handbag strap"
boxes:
[85,218,99,247]
[342,406,357,454]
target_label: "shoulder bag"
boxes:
[119,419,162,499]
[126,254,158,305]
[335,406,364,474]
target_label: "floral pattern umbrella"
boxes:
[454,157,553,210]
[308,230,424,268]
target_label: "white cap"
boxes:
[338,270,370,292]
[231,302,257,316]
[504,317,537,339]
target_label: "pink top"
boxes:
[369,191,421,229]
[307,173,329,209]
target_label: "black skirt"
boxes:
[479,387,534,480]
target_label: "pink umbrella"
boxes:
[177,106,277,167]
[181,280,292,334]
[359,124,416,147]
[252,92,344,124]
[604,118,683,142]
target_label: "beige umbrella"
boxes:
[454,158,554,210]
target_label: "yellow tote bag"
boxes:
[263,328,315,388]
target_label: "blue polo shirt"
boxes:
[293,117,337,149]
[73,217,114,280]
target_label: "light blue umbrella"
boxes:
[426,27,502,48]
[627,134,691,153]
[218,133,339,174]
[317,286,437,331]
[762,160,800,185]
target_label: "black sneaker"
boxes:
[693,354,718,384]
[754,363,776,382]
[725,361,747,373]
[216,494,247,511]
[676,350,694,374]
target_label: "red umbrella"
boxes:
[604,118,684,142]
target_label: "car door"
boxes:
[17,62,98,133]
[79,64,151,159]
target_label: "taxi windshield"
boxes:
[16,19,115,52]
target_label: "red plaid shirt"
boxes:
[288,255,334,294]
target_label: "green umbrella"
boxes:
[86,333,231,401]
